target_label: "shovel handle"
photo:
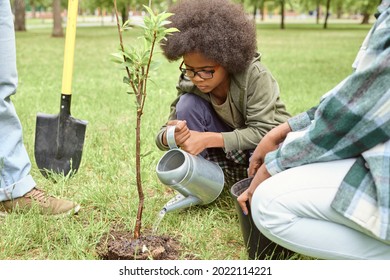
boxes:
[61,0,78,95]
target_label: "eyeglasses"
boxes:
[179,61,219,79]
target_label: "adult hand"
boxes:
[237,164,271,215]
[248,122,291,177]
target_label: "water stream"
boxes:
[152,208,167,234]
[152,194,186,234]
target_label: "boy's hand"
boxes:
[163,120,190,147]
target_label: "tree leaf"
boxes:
[140,150,153,158]
[123,76,130,84]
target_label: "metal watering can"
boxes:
[156,126,224,213]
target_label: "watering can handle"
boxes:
[166,125,179,149]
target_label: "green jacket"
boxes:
[155,53,291,152]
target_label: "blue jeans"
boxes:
[0,1,36,201]
[176,93,232,133]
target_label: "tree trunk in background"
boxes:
[121,5,129,26]
[280,0,285,29]
[14,0,26,31]
[260,0,265,21]
[361,13,370,24]
[323,0,331,29]
[52,0,63,37]
[31,4,36,18]
[360,0,381,25]
[316,0,320,24]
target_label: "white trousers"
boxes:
[251,134,390,260]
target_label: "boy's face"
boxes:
[182,52,229,95]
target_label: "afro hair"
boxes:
[161,0,257,74]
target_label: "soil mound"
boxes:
[96,229,183,260]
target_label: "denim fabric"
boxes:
[176,93,232,133]
[0,1,36,201]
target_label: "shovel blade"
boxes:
[34,112,87,178]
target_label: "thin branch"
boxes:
[140,30,157,113]
[113,0,137,95]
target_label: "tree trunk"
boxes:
[121,6,129,26]
[134,113,144,239]
[336,1,342,19]
[52,0,63,37]
[361,13,370,24]
[280,0,285,29]
[260,0,265,21]
[316,0,320,24]
[31,4,36,18]
[14,0,26,31]
[323,0,331,29]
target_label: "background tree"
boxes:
[280,0,286,29]
[333,0,343,19]
[29,0,38,18]
[52,0,63,37]
[360,0,381,24]
[323,0,331,28]
[14,0,26,31]
[259,0,266,21]
[299,0,323,24]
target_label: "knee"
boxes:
[176,93,210,119]
[251,183,272,228]
[250,179,292,234]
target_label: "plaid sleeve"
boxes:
[287,109,315,132]
[265,19,390,175]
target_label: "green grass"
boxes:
[1,22,371,260]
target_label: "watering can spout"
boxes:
[163,194,201,213]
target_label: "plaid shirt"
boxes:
[205,148,251,188]
[265,3,390,241]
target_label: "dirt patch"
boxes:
[96,229,193,260]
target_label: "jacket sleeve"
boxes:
[222,65,290,151]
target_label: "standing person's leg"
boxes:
[251,158,390,259]
[0,0,36,200]
[0,2,80,215]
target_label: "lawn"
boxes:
[1,22,370,260]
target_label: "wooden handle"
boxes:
[61,0,78,95]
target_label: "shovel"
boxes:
[34,0,87,178]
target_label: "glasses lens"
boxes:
[179,66,215,79]
[185,69,196,78]
[198,71,213,79]
[180,68,194,77]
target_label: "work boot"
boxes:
[0,187,80,216]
